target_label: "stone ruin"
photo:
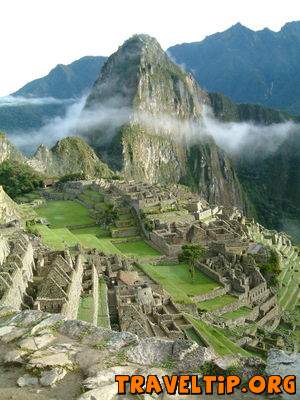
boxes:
[0,177,298,360]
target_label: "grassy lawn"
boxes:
[77,295,93,323]
[33,225,81,250]
[33,225,65,250]
[75,234,122,255]
[139,263,220,304]
[52,228,79,246]
[98,277,110,328]
[114,240,161,258]
[197,294,237,312]
[36,200,94,228]
[222,306,252,320]
[187,316,251,357]
[70,226,109,237]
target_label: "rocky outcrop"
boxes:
[28,136,113,178]
[0,309,264,399]
[0,133,25,164]
[266,349,300,398]
[80,34,245,209]
[0,186,21,224]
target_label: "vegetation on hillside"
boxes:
[0,160,42,199]
[258,249,281,286]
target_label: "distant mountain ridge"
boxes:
[0,56,107,136]
[0,26,299,239]
[13,56,106,99]
[168,21,300,115]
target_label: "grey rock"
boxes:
[1,327,27,343]
[83,366,137,390]
[18,333,56,350]
[176,346,215,371]
[3,349,27,364]
[106,331,138,352]
[40,367,67,387]
[0,325,15,337]
[266,350,300,398]
[59,319,110,341]
[17,374,39,387]
[75,348,106,375]
[8,310,46,327]
[27,348,73,369]
[30,313,65,335]
[77,383,118,400]
[127,338,173,365]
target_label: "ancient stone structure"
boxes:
[34,250,84,319]
[0,234,35,310]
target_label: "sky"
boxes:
[1,0,299,96]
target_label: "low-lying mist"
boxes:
[0,95,69,107]
[6,95,299,159]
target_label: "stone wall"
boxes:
[257,305,280,327]
[0,235,10,265]
[61,255,84,319]
[92,265,99,326]
[195,262,226,286]
[0,235,35,310]
[194,286,228,303]
[149,231,182,256]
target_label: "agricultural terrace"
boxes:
[138,263,220,304]
[186,316,251,357]
[35,200,94,228]
[114,239,160,258]
[33,197,161,258]
[222,306,252,320]
[197,294,237,312]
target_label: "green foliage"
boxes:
[111,174,123,180]
[143,219,155,232]
[95,205,117,226]
[179,244,205,282]
[0,160,42,199]
[258,250,281,275]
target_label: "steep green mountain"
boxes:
[0,56,106,135]
[209,93,300,240]
[168,21,300,115]
[28,136,113,178]
[81,34,244,208]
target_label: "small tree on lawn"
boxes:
[178,244,205,282]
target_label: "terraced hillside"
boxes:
[32,189,160,259]
[247,222,300,313]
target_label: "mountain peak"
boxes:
[281,20,300,36]
[124,33,160,46]
[227,22,254,34]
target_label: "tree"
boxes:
[178,244,205,282]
